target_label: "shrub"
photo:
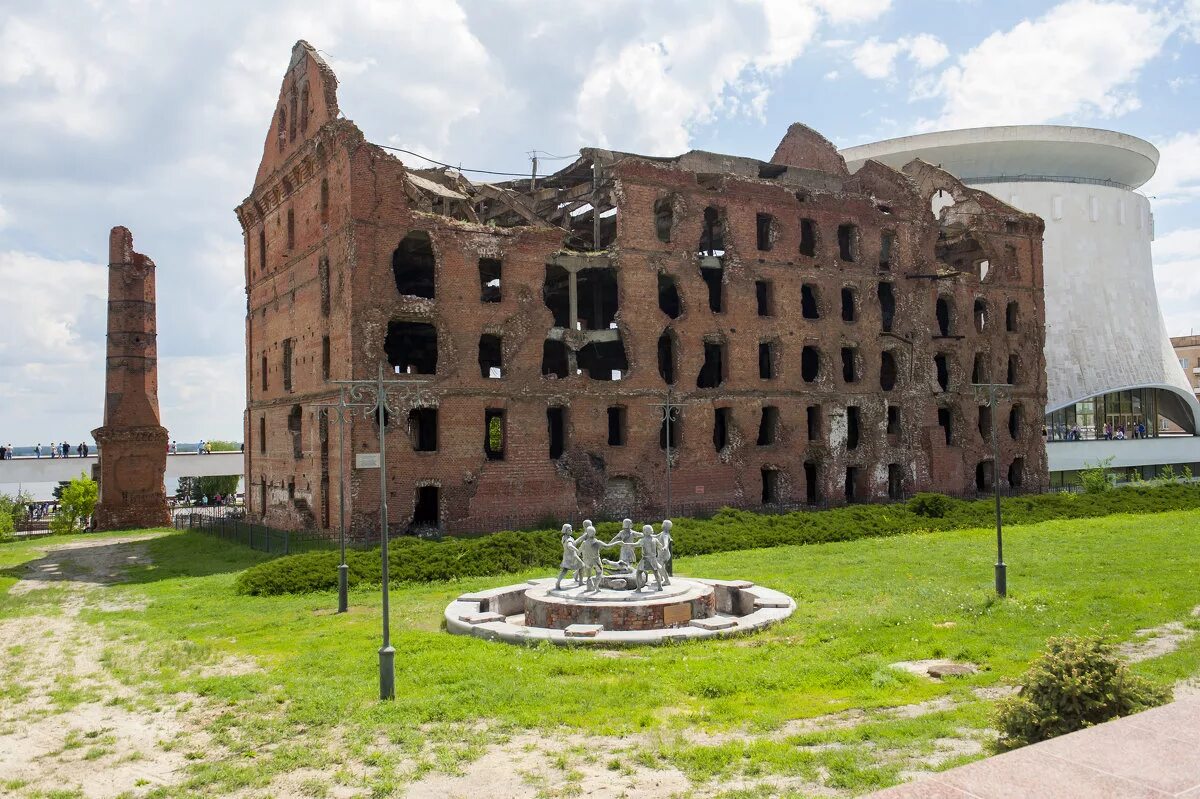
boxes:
[995,634,1169,749]
[1078,457,1115,494]
[235,482,1200,595]
[50,474,98,535]
[909,492,954,518]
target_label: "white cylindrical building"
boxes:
[842,126,1200,483]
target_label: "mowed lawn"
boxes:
[2,509,1199,796]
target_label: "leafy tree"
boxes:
[1078,457,1115,493]
[206,440,241,452]
[0,491,27,541]
[50,474,98,535]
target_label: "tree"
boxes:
[50,475,98,535]
[206,440,241,452]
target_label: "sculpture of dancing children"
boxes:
[606,518,638,568]
[657,519,673,579]
[578,525,605,592]
[555,524,584,590]
[635,524,666,591]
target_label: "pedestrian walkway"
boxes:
[869,698,1200,798]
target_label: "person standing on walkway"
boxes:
[49,442,56,459]
[61,441,69,458]
[197,439,206,455]
[34,443,41,459]
[82,441,90,457]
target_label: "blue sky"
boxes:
[1,0,1198,445]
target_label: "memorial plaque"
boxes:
[355,453,381,469]
[663,604,692,625]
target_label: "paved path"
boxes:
[869,698,1200,798]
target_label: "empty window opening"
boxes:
[837,224,858,262]
[801,284,820,319]
[802,346,820,383]
[977,259,990,282]
[385,321,438,375]
[759,341,776,380]
[658,274,681,318]
[320,178,329,224]
[761,467,780,504]
[938,407,954,445]
[259,416,266,453]
[805,461,819,505]
[878,282,895,332]
[713,407,730,451]
[478,334,503,379]
[607,407,626,446]
[841,287,857,322]
[261,353,268,392]
[879,231,895,270]
[541,339,569,378]
[286,208,295,249]
[288,405,302,460]
[844,467,860,502]
[1009,404,1023,439]
[577,267,619,330]
[974,298,988,332]
[543,264,571,327]
[698,341,725,388]
[319,256,330,316]
[1007,354,1018,385]
[880,351,898,391]
[700,261,724,312]
[972,353,988,383]
[976,460,994,492]
[935,353,950,391]
[258,229,266,273]
[846,406,860,450]
[799,218,817,257]
[1008,458,1025,489]
[807,406,821,441]
[577,339,629,381]
[887,405,900,435]
[657,332,676,384]
[1006,301,1019,332]
[282,338,294,392]
[288,90,298,140]
[758,406,779,446]
[654,196,674,243]
[288,481,296,502]
[698,206,725,257]
[547,407,566,459]
[931,189,956,219]
[479,258,502,303]
[936,297,952,336]
[756,213,775,251]
[277,106,286,152]
[842,347,859,383]
[978,404,992,439]
[413,486,439,526]
[659,413,679,450]
[321,336,330,381]
[484,409,506,460]
[756,280,774,316]
[888,464,904,500]
[392,231,436,299]
[409,408,437,452]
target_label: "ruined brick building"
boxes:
[236,42,1048,535]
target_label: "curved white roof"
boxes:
[840,125,1159,189]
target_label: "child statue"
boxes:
[657,519,674,580]
[555,524,583,590]
[578,525,605,592]
[606,518,639,567]
[635,524,665,591]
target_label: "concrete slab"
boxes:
[690,616,738,631]
[564,624,604,638]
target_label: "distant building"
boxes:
[236,42,1048,536]
[843,127,1200,485]
[1171,335,1200,411]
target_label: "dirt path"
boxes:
[0,534,216,798]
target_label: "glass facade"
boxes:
[1045,387,1162,440]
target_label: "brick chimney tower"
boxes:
[92,227,171,530]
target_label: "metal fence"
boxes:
[174,507,349,556]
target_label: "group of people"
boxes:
[0,442,91,459]
[1103,421,1147,440]
[556,518,674,593]
[1045,420,1149,441]
[0,444,11,460]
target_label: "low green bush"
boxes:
[234,482,1200,595]
[995,634,1169,749]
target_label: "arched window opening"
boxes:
[541,339,569,378]
[801,284,820,319]
[1009,404,1023,439]
[479,334,503,378]
[846,406,861,450]
[879,231,895,270]
[936,296,952,336]
[658,273,681,318]
[841,287,857,322]
[698,206,725,256]
[801,346,820,383]
[657,331,676,384]
[799,218,817,257]
[938,407,953,445]
[1009,458,1025,488]
[842,347,859,383]
[1006,301,1019,332]
[1007,354,1019,385]
[837,224,858,262]
[972,353,989,383]
[888,464,904,499]
[384,321,438,374]
[713,407,730,451]
[755,213,775,251]
[934,353,949,391]
[880,351,898,391]
[288,405,302,460]
[757,406,779,445]
[654,196,674,243]
[974,298,988,332]
[976,459,994,492]
[392,231,436,299]
[877,282,895,332]
[697,340,725,388]
[978,404,992,439]
[577,339,628,381]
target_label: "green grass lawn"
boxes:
[3,509,1200,797]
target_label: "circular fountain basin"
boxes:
[444,577,795,646]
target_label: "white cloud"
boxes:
[0,202,9,230]
[851,33,948,80]
[0,251,106,367]
[824,70,840,81]
[920,1,1173,129]
[812,0,892,24]
[1143,131,1200,203]
[1152,227,1200,336]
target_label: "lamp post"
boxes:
[649,387,684,517]
[971,381,1012,598]
[309,388,352,614]
[334,363,430,701]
